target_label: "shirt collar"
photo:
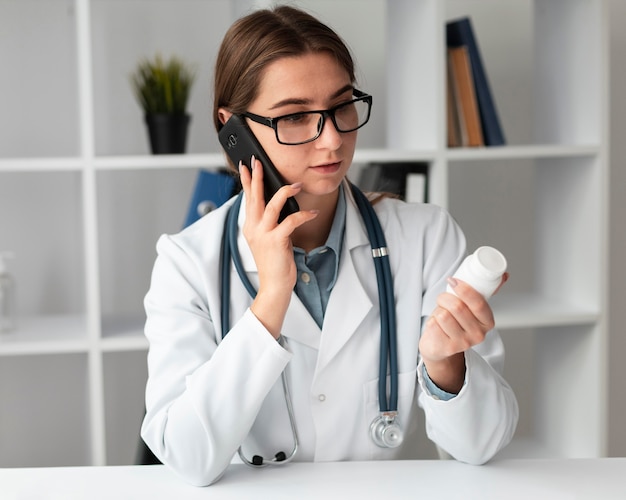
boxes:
[293,185,346,290]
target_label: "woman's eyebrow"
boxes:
[268,84,354,111]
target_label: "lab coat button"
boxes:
[318,394,326,402]
[301,272,311,284]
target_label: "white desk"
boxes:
[2,458,625,499]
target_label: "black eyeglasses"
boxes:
[240,89,372,146]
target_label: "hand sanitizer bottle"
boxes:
[447,246,507,300]
[0,252,16,332]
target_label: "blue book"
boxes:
[446,17,506,146]
[183,169,236,228]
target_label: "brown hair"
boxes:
[212,5,356,132]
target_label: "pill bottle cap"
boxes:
[473,246,507,280]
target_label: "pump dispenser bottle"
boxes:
[447,246,507,300]
[0,252,16,332]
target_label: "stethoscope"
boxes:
[220,182,403,468]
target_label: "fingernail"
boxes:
[309,209,320,215]
[291,182,303,189]
[250,155,256,168]
[447,276,459,289]
[238,160,244,173]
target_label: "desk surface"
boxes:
[2,458,625,499]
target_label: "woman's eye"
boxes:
[335,103,352,116]
[282,113,307,125]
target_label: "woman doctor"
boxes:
[141,5,518,487]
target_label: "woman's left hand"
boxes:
[419,273,509,394]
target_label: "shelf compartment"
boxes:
[445,0,604,148]
[533,0,605,146]
[492,292,599,330]
[96,168,198,324]
[0,314,89,356]
[0,0,80,159]
[385,0,441,151]
[100,315,147,352]
[90,0,231,157]
[498,323,604,460]
[0,171,86,319]
[102,350,149,465]
[447,155,602,313]
[532,323,605,458]
[0,353,90,466]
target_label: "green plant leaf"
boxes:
[130,53,196,114]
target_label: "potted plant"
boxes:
[131,54,196,154]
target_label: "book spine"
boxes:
[446,52,463,147]
[448,46,484,147]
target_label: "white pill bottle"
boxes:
[447,246,507,300]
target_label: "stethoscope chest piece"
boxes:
[370,412,404,448]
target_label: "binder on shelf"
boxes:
[447,45,483,147]
[183,169,236,228]
[358,162,429,203]
[446,16,506,146]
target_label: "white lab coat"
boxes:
[141,186,518,487]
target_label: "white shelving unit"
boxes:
[0,0,608,466]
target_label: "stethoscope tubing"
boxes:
[220,182,399,462]
[221,193,299,466]
[348,184,398,413]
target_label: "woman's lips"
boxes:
[311,161,341,174]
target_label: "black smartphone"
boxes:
[218,114,300,222]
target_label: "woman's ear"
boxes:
[218,108,233,125]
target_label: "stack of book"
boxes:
[446,17,505,148]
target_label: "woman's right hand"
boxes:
[239,157,319,338]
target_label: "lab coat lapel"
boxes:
[281,294,322,349]
[315,191,373,372]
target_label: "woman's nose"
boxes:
[315,115,343,150]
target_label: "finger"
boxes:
[420,315,452,358]
[239,160,251,192]
[437,293,494,345]
[436,297,490,350]
[445,279,495,330]
[249,155,265,209]
[431,303,467,342]
[424,311,470,359]
[272,207,319,236]
[263,182,302,224]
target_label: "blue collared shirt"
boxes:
[293,187,346,329]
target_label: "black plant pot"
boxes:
[145,113,191,154]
